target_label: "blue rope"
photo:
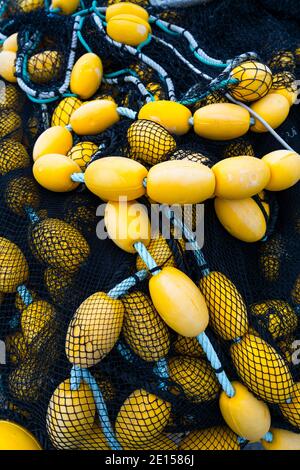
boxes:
[117,341,136,363]
[108,270,148,299]
[16,285,33,307]
[24,206,40,224]
[197,332,235,398]
[134,242,161,274]
[116,107,137,119]
[70,366,122,450]
[263,431,273,443]
[162,206,209,275]
[71,172,85,183]
[154,357,169,391]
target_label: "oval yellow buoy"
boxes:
[0,421,42,450]
[138,100,192,136]
[107,14,151,47]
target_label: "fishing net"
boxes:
[0,0,299,452]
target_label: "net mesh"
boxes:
[0,0,299,452]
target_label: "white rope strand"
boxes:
[92,13,176,101]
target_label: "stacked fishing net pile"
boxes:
[0,0,300,451]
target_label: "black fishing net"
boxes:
[0,0,300,452]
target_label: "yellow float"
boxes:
[219,381,271,441]
[193,103,250,140]
[149,266,209,337]
[212,156,270,199]
[0,421,42,450]
[146,160,215,204]
[70,53,103,99]
[84,156,148,201]
[138,100,192,136]
[104,199,151,253]
[70,100,120,135]
[107,14,151,47]
[66,292,124,367]
[33,154,81,192]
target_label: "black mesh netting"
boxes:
[0,0,300,452]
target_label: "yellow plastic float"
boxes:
[0,421,42,450]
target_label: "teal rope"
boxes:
[104,68,138,79]
[77,30,92,52]
[77,17,92,53]
[134,242,161,274]
[108,270,148,299]
[197,332,235,397]
[91,2,106,20]
[49,7,61,14]
[150,19,180,37]
[16,285,33,307]
[190,45,227,68]
[137,34,152,51]
[70,366,122,450]
[0,1,7,17]
[179,78,239,105]
[26,93,78,104]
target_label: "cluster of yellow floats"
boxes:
[1,0,300,452]
[32,117,300,243]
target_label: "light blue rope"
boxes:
[225,93,294,152]
[154,357,169,391]
[263,431,273,443]
[108,270,148,299]
[16,285,33,307]
[117,341,136,363]
[70,365,122,450]
[134,242,161,274]
[162,206,209,275]
[24,206,40,224]
[71,172,85,183]
[197,332,235,398]
[116,107,137,119]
